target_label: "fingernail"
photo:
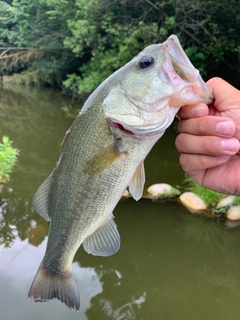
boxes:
[216,121,235,135]
[221,138,240,152]
[192,106,206,117]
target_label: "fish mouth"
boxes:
[114,122,135,135]
[164,35,214,105]
[108,104,178,137]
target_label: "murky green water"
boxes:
[1,87,240,320]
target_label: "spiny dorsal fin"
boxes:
[32,175,52,221]
[83,213,120,256]
[129,161,145,201]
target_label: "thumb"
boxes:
[207,77,240,112]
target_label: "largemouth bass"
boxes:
[28,35,213,310]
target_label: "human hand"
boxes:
[175,77,240,195]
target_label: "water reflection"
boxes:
[0,187,48,248]
[0,237,103,320]
[2,87,240,319]
[178,212,240,253]
[96,292,147,320]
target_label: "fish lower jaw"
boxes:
[110,111,177,137]
[113,122,135,135]
[115,124,164,137]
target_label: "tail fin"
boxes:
[28,262,80,311]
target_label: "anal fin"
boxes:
[83,213,120,256]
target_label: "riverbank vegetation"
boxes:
[0,136,18,185]
[0,0,239,96]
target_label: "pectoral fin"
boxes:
[83,137,127,175]
[83,213,120,256]
[129,161,145,201]
[32,174,52,221]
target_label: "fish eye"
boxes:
[138,55,154,69]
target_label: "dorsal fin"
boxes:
[83,213,120,256]
[129,161,145,201]
[32,174,52,221]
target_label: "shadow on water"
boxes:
[1,86,240,319]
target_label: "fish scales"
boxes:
[45,101,155,267]
[28,35,214,311]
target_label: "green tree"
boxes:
[63,0,240,93]
[0,0,239,93]
[0,0,77,86]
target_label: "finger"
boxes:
[177,103,209,119]
[207,77,240,112]
[179,153,231,173]
[208,105,220,116]
[175,134,240,156]
[178,116,236,137]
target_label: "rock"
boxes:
[179,192,207,213]
[214,195,236,218]
[147,183,178,197]
[217,195,235,208]
[224,218,240,229]
[147,183,172,196]
[226,205,240,221]
[122,189,130,197]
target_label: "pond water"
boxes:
[1,86,240,320]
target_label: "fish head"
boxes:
[103,35,213,136]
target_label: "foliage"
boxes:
[185,176,240,210]
[184,177,225,207]
[0,136,19,184]
[61,104,80,119]
[0,0,239,93]
[0,0,77,86]
[232,196,240,206]
[170,187,181,196]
